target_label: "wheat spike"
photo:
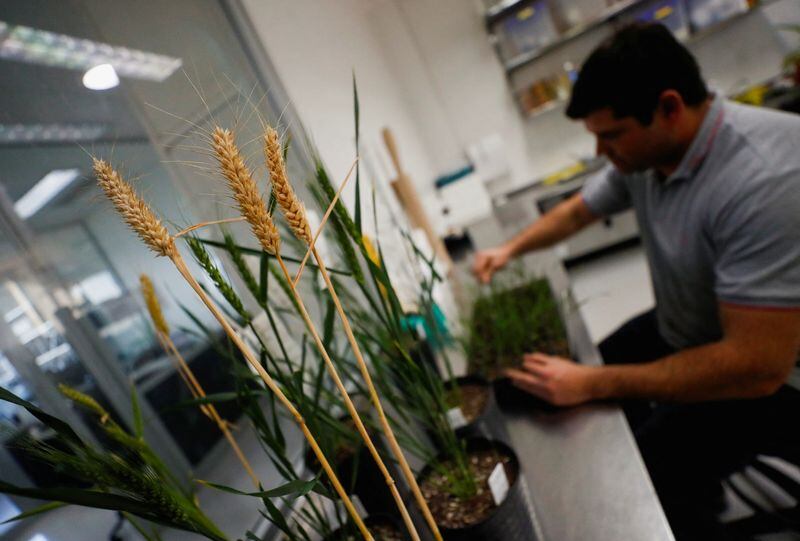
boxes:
[140,275,170,335]
[59,384,109,422]
[265,127,312,243]
[211,127,280,255]
[93,159,175,258]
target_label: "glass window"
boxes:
[0,0,312,488]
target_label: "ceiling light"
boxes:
[0,123,106,143]
[82,63,119,90]
[14,169,81,219]
[0,22,182,82]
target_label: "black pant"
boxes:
[599,310,800,541]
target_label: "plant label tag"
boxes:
[488,463,510,506]
[446,407,468,430]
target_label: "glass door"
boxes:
[0,0,314,483]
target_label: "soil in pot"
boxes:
[417,438,536,541]
[466,278,570,379]
[419,445,515,529]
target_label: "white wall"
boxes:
[240,0,444,232]
[366,0,539,192]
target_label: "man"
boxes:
[473,23,800,539]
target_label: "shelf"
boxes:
[485,0,532,26]
[501,0,643,73]
[498,0,775,75]
[523,97,567,118]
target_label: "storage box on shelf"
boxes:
[484,0,777,118]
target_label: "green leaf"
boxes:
[222,231,262,308]
[0,387,83,445]
[269,392,286,452]
[353,73,362,235]
[260,498,292,537]
[322,298,336,349]
[197,238,351,276]
[259,251,269,307]
[200,477,318,499]
[282,134,292,162]
[122,512,163,541]
[0,481,190,533]
[1,501,67,524]
[130,384,144,439]
[299,335,308,384]
[178,301,215,341]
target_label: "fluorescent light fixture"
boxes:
[0,123,106,143]
[82,63,119,90]
[0,22,182,82]
[14,168,81,219]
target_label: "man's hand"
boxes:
[505,353,597,406]
[472,245,513,284]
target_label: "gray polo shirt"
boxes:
[582,95,800,350]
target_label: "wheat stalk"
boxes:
[265,129,442,541]
[140,274,259,487]
[95,159,373,541]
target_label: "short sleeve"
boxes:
[581,164,632,216]
[714,171,800,307]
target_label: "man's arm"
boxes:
[472,193,598,283]
[507,303,800,406]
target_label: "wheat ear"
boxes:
[96,160,373,541]
[93,158,175,258]
[264,127,312,243]
[214,128,415,541]
[211,127,280,255]
[140,275,259,487]
[265,130,441,541]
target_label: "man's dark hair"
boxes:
[566,23,708,125]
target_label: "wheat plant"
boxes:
[93,158,374,541]
[211,126,420,541]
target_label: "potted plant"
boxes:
[463,271,570,411]
[305,146,538,540]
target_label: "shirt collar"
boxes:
[663,94,725,184]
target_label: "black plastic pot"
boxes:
[323,514,411,541]
[418,438,537,541]
[305,426,399,519]
[443,375,505,441]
